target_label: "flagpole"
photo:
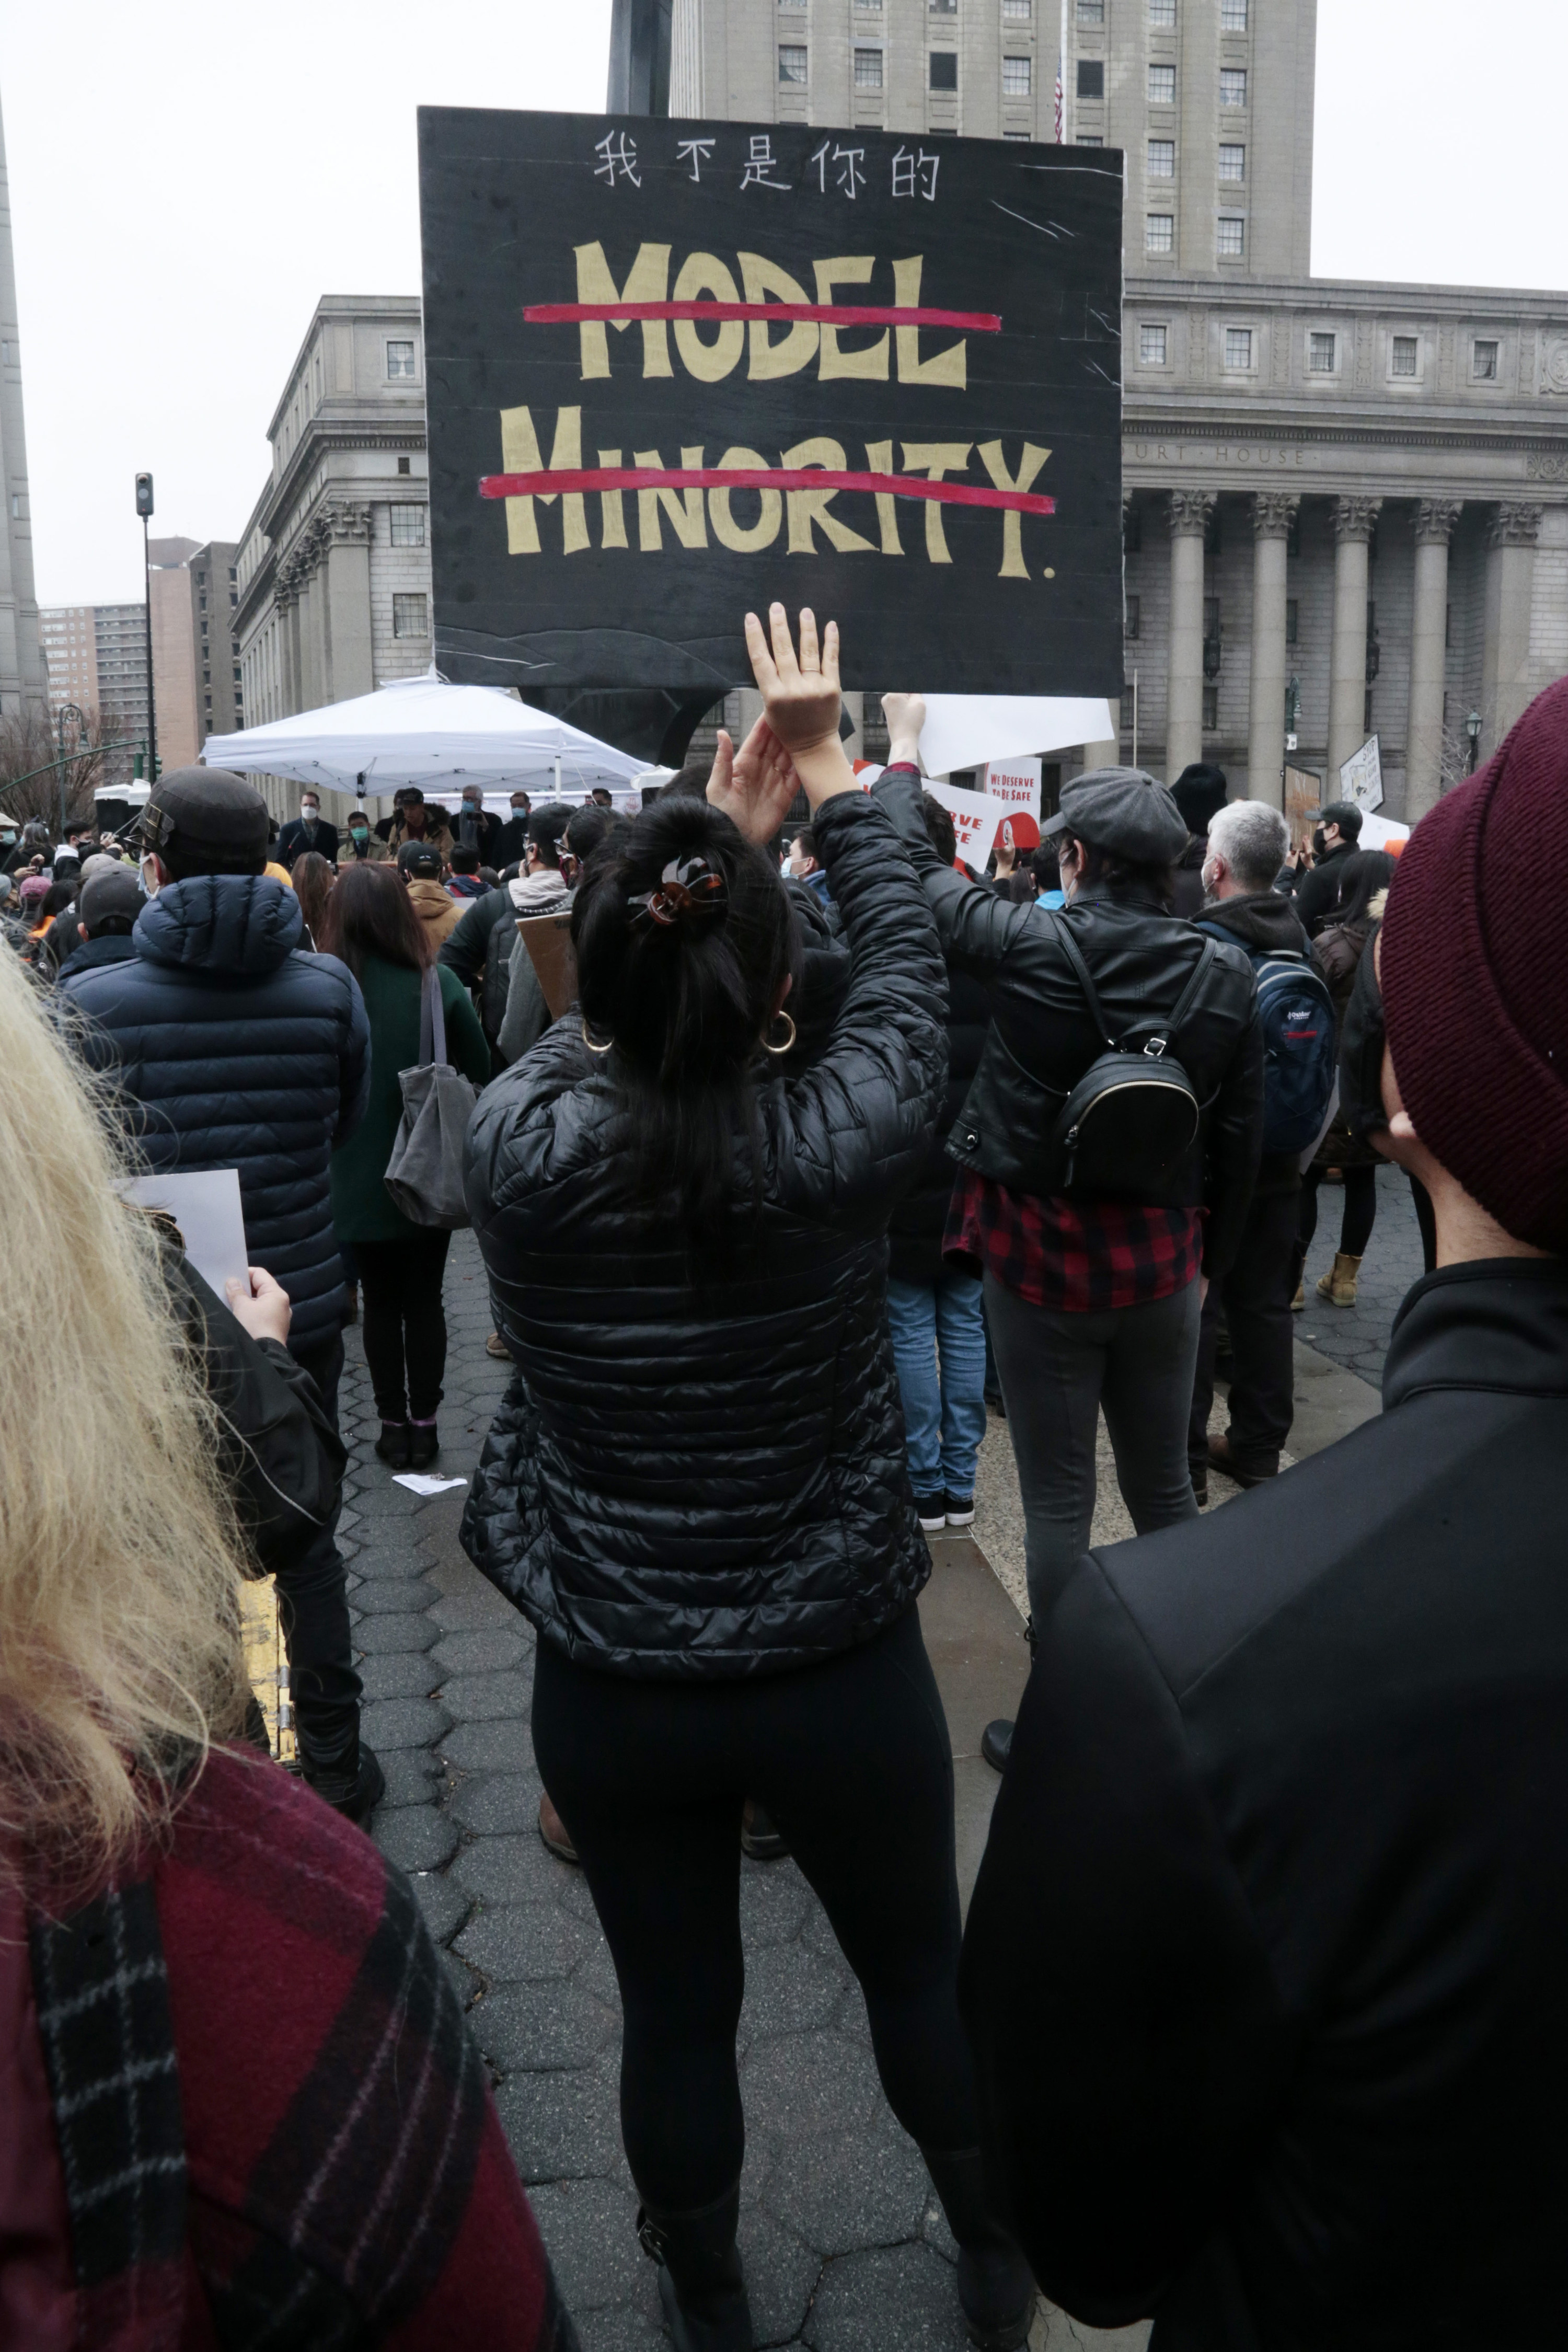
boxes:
[1060,0,1070,144]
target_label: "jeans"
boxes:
[985,1273,1202,1628]
[355,1230,453,1421]
[533,1606,975,2212]
[885,1272,988,1501]
[1189,1191,1299,1476]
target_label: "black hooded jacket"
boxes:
[1194,888,1316,1198]
[961,1256,1568,2350]
[460,789,947,1678]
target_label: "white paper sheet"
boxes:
[393,1473,469,1496]
[919,696,1116,779]
[115,1168,249,1301]
[926,779,1004,863]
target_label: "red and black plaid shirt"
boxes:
[945,1166,1203,1312]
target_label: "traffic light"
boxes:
[135,472,154,518]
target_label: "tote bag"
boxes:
[383,966,479,1228]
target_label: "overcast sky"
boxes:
[4,0,1566,609]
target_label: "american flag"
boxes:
[1054,57,1064,140]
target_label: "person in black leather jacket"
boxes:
[462,607,1035,2352]
[881,701,1262,1771]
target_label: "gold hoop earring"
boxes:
[581,1019,614,1056]
[762,1010,797,1057]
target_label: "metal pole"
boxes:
[143,515,158,782]
[1131,670,1138,769]
[56,708,67,840]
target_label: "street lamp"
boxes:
[56,701,87,839]
[136,472,158,782]
[1466,708,1482,773]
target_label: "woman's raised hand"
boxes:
[707,718,800,847]
[880,694,927,770]
[743,605,859,809]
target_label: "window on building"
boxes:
[1391,333,1419,377]
[930,48,959,86]
[1125,594,1141,639]
[1149,0,1175,20]
[228,567,237,582]
[855,0,883,9]
[1003,0,1031,13]
[386,340,416,379]
[1147,137,1175,176]
[1309,331,1336,372]
[1203,595,1221,639]
[1203,684,1219,731]
[1219,67,1247,103]
[1077,0,1103,19]
[1364,688,1374,735]
[1217,214,1246,258]
[1286,598,1299,644]
[1140,322,1168,363]
[199,593,207,612]
[393,593,429,639]
[1220,0,1246,26]
[1146,213,1175,255]
[1076,133,1104,143]
[1148,62,1175,101]
[1002,54,1032,93]
[1472,338,1499,381]
[854,44,883,84]
[1004,130,1031,139]
[779,43,808,80]
[389,503,426,546]
[929,0,956,11]
[779,0,806,8]
[398,455,411,476]
[230,590,238,607]
[1218,142,1245,180]
[233,666,243,683]
[1225,326,1253,368]
[1077,57,1104,97]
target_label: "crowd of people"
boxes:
[1,614,1564,2352]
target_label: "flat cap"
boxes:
[1042,765,1190,865]
[141,767,269,857]
[80,863,146,929]
[398,840,443,880]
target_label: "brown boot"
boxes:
[1316,1250,1362,1308]
[537,1790,580,1866]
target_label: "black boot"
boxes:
[375,1421,411,1468]
[921,2147,1036,2352]
[637,2182,754,2352]
[408,1420,440,1468]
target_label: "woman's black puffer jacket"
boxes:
[460,787,949,1679]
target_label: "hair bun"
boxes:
[628,852,730,933]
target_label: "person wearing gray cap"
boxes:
[59,767,372,1405]
[52,860,145,982]
[878,702,1263,1773]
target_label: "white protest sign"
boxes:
[1339,735,1384,812]
[926,778,1002,864]
[114,1168,250,1301]
[919,696,1115,779]
[984,757,1042,822]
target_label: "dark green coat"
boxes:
[330,954,490,1244]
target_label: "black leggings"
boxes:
[1299,1163,1377,1260]
[355,1231,452,1421]
[532,1606,977,2211]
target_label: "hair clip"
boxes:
[628,853,729,932]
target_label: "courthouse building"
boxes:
[665,0,1568,816]
[232,296,432,817]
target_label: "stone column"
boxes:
[1405,499,1462,823]
[1167,490,1214,783]
[1481,502,1543,758]
[324,502,375,704]
[1247,492,1299,804]
[1328,497,1382,782]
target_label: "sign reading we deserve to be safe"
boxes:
[418,108,1124,696]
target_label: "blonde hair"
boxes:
[0,952,249,1904]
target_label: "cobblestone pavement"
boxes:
[1295,1163,1427,1387]
[341,1232,1133,2352]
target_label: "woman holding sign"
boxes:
[462,608,1035,2352]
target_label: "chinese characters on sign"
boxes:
[419,109,1124,694]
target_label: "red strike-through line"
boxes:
[525,301,1001,331]
[480,467,1055,517]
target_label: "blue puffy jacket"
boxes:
[61,874,372,1355]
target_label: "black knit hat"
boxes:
[1170,764,1229,835]
[140,767,269,858]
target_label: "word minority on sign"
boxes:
[419,108,1124,695]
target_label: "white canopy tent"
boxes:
[201,674,662,810]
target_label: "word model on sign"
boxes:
[419,109,1124,697]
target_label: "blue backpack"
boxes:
[1200,930,1338,1155]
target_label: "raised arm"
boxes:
[876,691,1038,979]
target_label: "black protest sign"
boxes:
[419,108,1123,697]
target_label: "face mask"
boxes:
[511,803,527,817]
[350,822,368,841]
[140,857,160,898]
[302,804,319,824]
[1312,827,1327,858]
[1201,857,1221,897]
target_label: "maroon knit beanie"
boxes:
[1381,675,1568,1251]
